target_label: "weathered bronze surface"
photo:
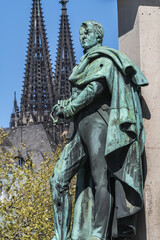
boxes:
[50,20,148,240]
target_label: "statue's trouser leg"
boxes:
[78,113,114,240]
[50,133,87,240]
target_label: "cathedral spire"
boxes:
[17,0,55,130]
[10,92,20,128]
[54,0,76,101]
[59,0,68,13]
[14,92,18,114]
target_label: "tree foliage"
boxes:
[0,130,76,240]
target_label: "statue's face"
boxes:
[79,23,98,51]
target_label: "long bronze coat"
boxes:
[69,46,148,238]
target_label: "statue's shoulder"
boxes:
[88,46,117,63]
[88,46,114,65]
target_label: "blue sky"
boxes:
[0,0,118,128]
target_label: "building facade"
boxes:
[10,0,76,145]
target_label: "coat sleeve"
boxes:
[63,79,106,118]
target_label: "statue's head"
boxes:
[79,20,104,51]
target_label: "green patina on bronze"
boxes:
[50,20,148,240]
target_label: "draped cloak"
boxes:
[68,46,148,239]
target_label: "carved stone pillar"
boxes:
[118,1,160,239]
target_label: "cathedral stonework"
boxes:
[10,0,76,145]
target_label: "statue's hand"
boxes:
[50,99,73,121]
[62,105,74,119]
[54,104,64,118]
[57,99,71,108]
[54,99,73,119]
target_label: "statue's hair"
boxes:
[81,20,104,43]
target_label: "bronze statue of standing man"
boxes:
[50,20,148,240]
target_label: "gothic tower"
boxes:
[10,0,76,144]
[53,0,76,143]
[10,92,20,128]
[10,0,55,132]
[54,0,76,101]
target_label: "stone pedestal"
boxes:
[118,1,160,239]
